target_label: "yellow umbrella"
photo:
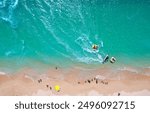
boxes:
[54,85,60,92]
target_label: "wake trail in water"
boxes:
[0,0,106,65]
[75,34,105,63]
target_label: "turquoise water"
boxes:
[0,0,150,70]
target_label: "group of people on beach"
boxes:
[81,78,108,85]
[92,44,116,64]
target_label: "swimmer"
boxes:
[110,57,116,63]
[92,44,98,50]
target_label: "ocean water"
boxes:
[0,0,150,70]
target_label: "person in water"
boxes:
[92,44,98,50]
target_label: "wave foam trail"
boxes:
[11,0,18,9]
[75,34,105,64]
[0,0,107,65]
[0,0,18,27]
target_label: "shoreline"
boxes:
[0,56,150,73]
[0,65,150,96]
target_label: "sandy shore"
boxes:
[0,66,150,96]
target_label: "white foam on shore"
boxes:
[24,75,34,82]
[143,72,150,76]
[0,71,6,75]
[95,75,106,80]
[117,67,150,76]
[117,67,139,74]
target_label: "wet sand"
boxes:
[0,66,150,96]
